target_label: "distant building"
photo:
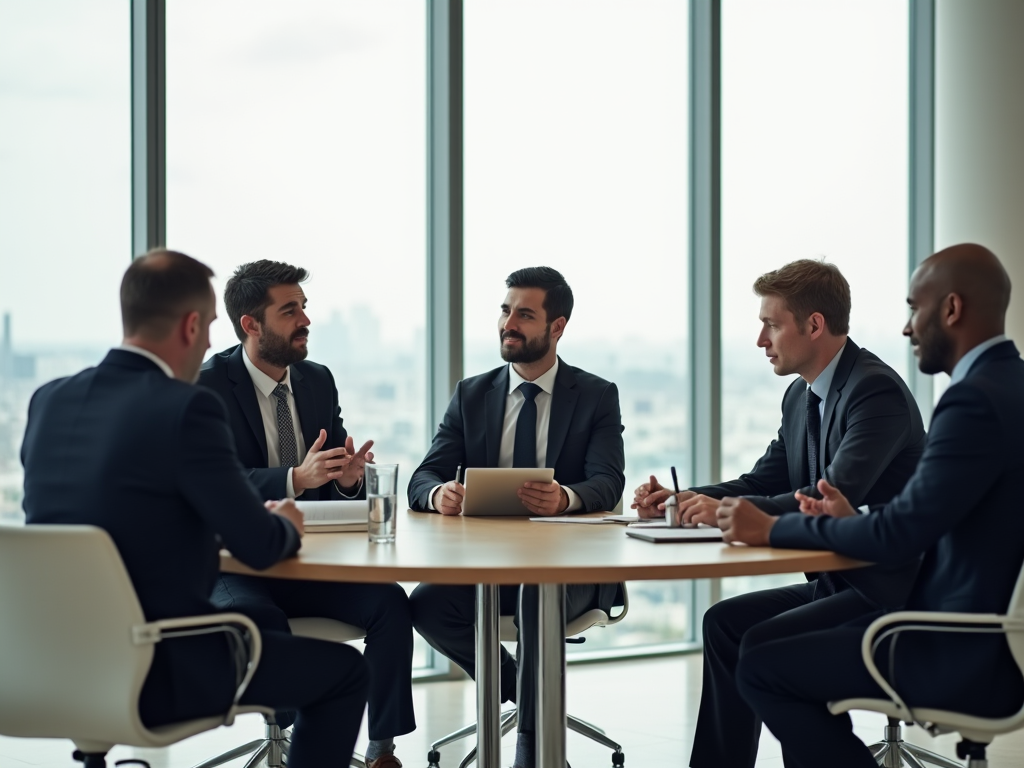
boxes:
[0,313,36,381]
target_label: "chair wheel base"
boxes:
[73,751,108,768]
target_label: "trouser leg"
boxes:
[736,624,885,768]
[266,579,417,740]
[411,583,520,705]
[689,583,815,768]
[241,631,369,768]
[514,583,598,734]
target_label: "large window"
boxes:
[720,0,909,597]
[166,0,428,514]
[0,0,131,524]
[465,0,693,650]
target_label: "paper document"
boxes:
[528,517,617,525]
[602,514,641,523]
[295,500,369,533]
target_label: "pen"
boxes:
[455,464,462,484]
[670,466,680,494]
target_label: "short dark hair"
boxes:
[505,266,574,323]
[121,249,215,338]
[224,260,309,342]
[753,259,851,335]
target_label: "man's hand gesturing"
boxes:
[293,430,373,495]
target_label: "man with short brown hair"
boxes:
[633,259,926,768]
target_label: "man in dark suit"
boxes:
[408,267,625,768]
[21,250,367,768]
[721,244,1024,768]
[199,260,415,768]
[632,259,927,768]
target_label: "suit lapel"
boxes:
[784,381,811,488]
[820,339,860,473]
[484,366,509,467]
[227,346,269,463]
[290,365,319,454]
[546,360,578,468]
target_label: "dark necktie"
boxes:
[273,383,299,468]
[806,387,836,596]
[512,383,542,469]
[806,388,822,486]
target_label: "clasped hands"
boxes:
[632,475,856,546]
[293,430,374,495]
[432,478,569,516]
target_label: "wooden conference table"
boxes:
[221,510,865,768]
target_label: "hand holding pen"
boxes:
[433,463,466,516]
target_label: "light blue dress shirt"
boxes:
[949,334,1009,385]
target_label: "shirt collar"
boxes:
[808,341,846,403]
[950,334,1009,385]
[118,344,174,378]
[242,345,292,397]
[507,358,559,396]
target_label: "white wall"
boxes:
[935,0,1024,342]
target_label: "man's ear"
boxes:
[239,314,261,338]
[550,316,567,342]
[944,293,964,328]
[806,312,826,340]
[181,311,201,346]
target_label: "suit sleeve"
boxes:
[565,382,626,513]
[770,383,1003,565]
[245,466,291,501]
[176,388,300,569]
[408,382,467,511]
[690,387,795,506]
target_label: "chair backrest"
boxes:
[1003,556,1024,673]
[497,584,630,642]
[0,525,155,744]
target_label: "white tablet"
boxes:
[461,467,556,516]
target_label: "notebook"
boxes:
[295,500,369,533]
[625,527,724,543]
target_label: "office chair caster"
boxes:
[957,739,989,768]
[427,749,442,768]
[73,752,109,768]
[611,748,625,766]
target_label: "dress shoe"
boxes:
[366,754,402,768]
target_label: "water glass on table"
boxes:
[366,463,399,544]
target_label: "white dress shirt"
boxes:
[429,359,582,512]
[242,347,306,499]
[118,344,174,378]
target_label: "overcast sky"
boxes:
[1,0,909,378]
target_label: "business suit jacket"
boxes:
[199,345,362,501]
[408,358,626,609]
[693,340,927,607]
[21,349,300,720]
[771,340,1024,708]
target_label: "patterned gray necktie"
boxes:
[272,383,299,468]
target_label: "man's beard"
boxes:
[499,325,551,364]
[913,313,953,375]
[259,326,309,368]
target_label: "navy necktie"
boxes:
[806,387,836,596]
[512,383,542,469]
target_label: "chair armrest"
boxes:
[131,612,262,726]
[608,583,629,624]
[859,611,1024,719]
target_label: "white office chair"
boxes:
[426,586,630,768]
[0,524,269,768]
[193,617,369,768]
[829,561,1024,768]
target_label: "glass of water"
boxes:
[365,464,399,544]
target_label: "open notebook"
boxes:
[295,500,369,533]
